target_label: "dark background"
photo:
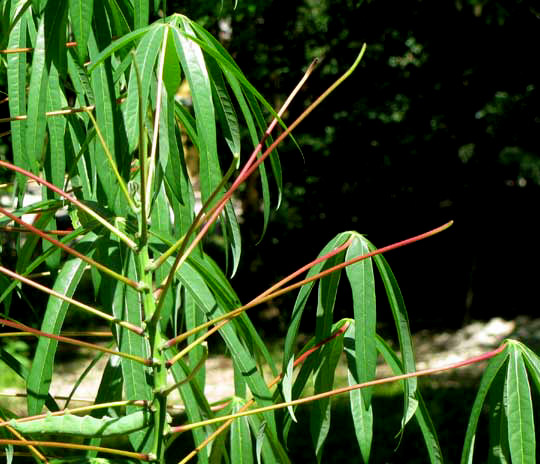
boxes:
[1,0,539,334]
[171,0,540,334]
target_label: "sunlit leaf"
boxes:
[505,343,535,463]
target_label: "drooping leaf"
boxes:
[310,332,344,463]
[175,258,278,438]
[370,247,418,428]
[173,18,220,207]
[487,366,510,464]
[460,345,509,464]
[123,23,163,153]
[283,232,351,369]
[376,335,443,464]
[344,321,373,464]
[346,235,376,406]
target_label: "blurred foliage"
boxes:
[165,0,540,331]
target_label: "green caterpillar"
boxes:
[9,410,150,437]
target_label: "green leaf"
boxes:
[162,26,181,97]
[43,0,68,76]
[124,23,163,153]
[27,246,91,414]
[344,321,373,463]
[88,28,128,215]
[133,0,149,29]
[231,398,254,464]
[25,15,48,175]
[517,340,540,395]
[103,0,133,37]
[370,246,418,428]
[166,347,212,464]
[310,333,343,463]
[45,63,67,192]
[87,25,153,72]
[346,235,376,406]
[69,0,94,63]
[461,346,509,464]
[175,259,278,437]
[247,413,290,464]
[376,335,443,464]
[223,200,242,277]
[7,0,30,192]
[505,343,535,463]
[111,250,152,452]
[186,253,278,377]
[206,56,241,160]
[282,356,297,423]
[159,96,195,232]
[283,232,351,369]
[487,366,510,464]
[172,18,220,207]
[0,347,60,412]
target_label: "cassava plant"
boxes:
[0,1,539,463]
